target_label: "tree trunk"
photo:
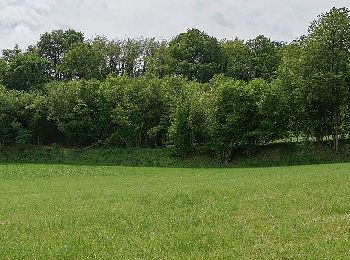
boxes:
[334,109,339,153]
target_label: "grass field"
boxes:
[1,163,350,259]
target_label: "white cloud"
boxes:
[0,0,349,49]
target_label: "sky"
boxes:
[0,0,349,49]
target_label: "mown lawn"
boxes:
[0,163,350,259]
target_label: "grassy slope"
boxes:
[1,163,350,258]
[2,142,350,168]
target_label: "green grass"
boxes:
[1,163,350,258]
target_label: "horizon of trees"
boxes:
[0,7,350,157]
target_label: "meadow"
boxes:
[1,163,350,259]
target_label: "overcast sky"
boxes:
[0,0,349,49]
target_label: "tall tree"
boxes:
[222,38,250,81]
[60,42,104,80]
[145,41,172,78]
[37,29,84,79]
[277,42,306,139]
[120,38,144,77]
[90,36,123,77]
[2,44,21,62]
[300,7,350,151]
[167,28,225,83]
[246,35,282,81]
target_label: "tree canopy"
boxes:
[1,7,350,157]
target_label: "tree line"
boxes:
[0,7,349,157]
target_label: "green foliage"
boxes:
[277,7,350,151]
[222,36,282,81]
[248,79,288,143]
[90,36,122,77]
[209,76,260,158]
[0,87,56,146]
[144,41,172,77]
[169,81,207,156]
[277,43,305,137]
[47,80,101,146]
[246,35,282,80]
[101,76,172,147]
[60,42,104,80]
[45,76,174,147]
[4,53,49,90]
[37,29,84,79]
[222,39,250,81]
[167,28,225,83]
[121,38,144,77]
[0,58,8,84]
[20,92,58,145]
[303,8,350,145]
[2,44,21,62]
[0,86,18,146]
[0,7,350,157]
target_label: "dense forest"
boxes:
[0,7,350,158]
